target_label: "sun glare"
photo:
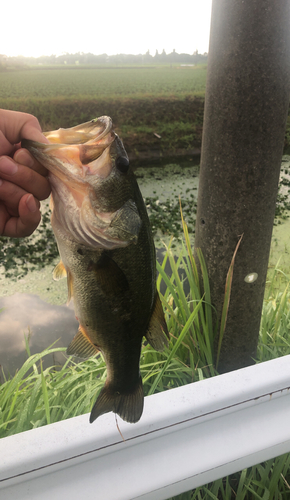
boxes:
[1,0,211,58]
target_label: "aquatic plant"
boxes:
[145,194,196,239]
[0,210,58,279]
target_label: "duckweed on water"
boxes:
[145,195,196,238]
[0,211,58,279]
[0,162,199,279]
[1,158,290,279]
[275,159,290,222]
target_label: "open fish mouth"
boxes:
[44,115,113,145]
[22,116,118,183]
[22,116,140,250]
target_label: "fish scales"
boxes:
[22,116,169,424]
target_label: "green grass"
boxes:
[2,216,290,497]
[0,94,204,158]
[0,232,217,438]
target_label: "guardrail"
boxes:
[1,355,290,500]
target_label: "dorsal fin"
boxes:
[67,326,99,359]
[145,292,170,352]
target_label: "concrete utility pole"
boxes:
[194,0,290,372]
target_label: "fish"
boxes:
[22,116,169,424]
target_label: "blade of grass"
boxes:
[179,200,216,371]
[156,237,173,292]
[40,361,51,425]
[147,297,204,396]
[180,197,199,287]
[216,234,243,369]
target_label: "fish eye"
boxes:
[115,156,130,173]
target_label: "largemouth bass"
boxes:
[22,116,169,424]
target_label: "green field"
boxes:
[0,66,207,100]
[1,65,290,156]
[0,66,206,157]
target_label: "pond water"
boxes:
[1,155,290,376]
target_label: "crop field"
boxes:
[1,65,290,154]
[0,66,207,156]
[0,66,207,100]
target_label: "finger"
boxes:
[0,178,27,216]
[0,109,49,145]
[0,130,17,158]
[1,193,41,238]
[14,148,48,176]
[0,203,10,234]
[0,156,51,201]
[0,111,46,156]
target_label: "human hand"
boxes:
[0,109,51,237]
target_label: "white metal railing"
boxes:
[1,355,290,500]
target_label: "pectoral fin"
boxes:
[67,326,99,359]
[89,254,131,320]
[92,253,130,297]
[53,262,74,303]
[145,292,170,352]
[53,261,67,280]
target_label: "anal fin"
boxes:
[67,326,99,359]
[145,292,170,352]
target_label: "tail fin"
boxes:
[90,377,144,424]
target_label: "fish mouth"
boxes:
[21,115,116,184]
[44,115,113,145]
[21,116,137,250]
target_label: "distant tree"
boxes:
[168,49,178,63]
[144,50,152,63]
[0,54,7,71]
[2,49,207,68]
[160,49,167,62]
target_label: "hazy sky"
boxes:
[2,0,212,58]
